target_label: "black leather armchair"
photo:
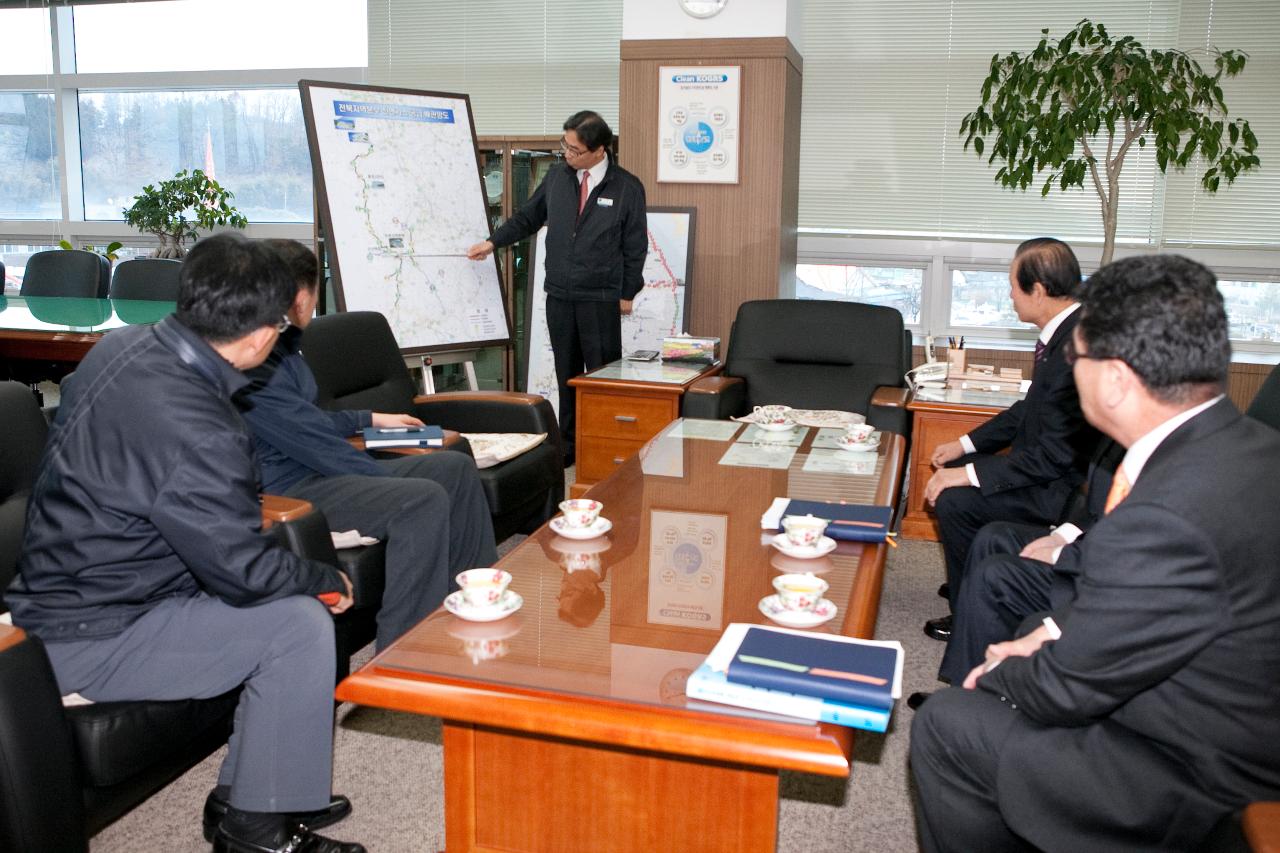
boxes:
[109,258,182,301]
[19,249,110,299]
[1246,363,1280,432]
[681,299,912,438]
[301,311,565,542]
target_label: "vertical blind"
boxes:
[366,0,1278,247]
[798,0,1278,247]
[367,0,622,136]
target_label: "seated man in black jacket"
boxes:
[5,234,362,853]
[242,239,497,650]
[922,238,1097,641]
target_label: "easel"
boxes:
[418,349,481,394]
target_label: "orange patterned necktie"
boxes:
[578,172,590,215]
[1104,468,1131,515]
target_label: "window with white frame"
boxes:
[1220,278,1280,343]
[0,92,59,219]
[796,262,923,325]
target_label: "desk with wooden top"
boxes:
[336,419,905,853]
[0,295,174,364]
[901,388,1021,541]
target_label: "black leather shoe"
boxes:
[937,582,950,600]
[203,792,352,842]
[212,821,365,853]
[923,615,953,641]
[907,691,932,711]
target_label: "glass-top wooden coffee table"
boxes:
[336,419,906,853]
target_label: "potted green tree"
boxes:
[960,19,1260,264]
[122,168,248,258]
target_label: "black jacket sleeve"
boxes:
[620,181,648,301]
[491,169,551,248]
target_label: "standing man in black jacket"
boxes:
[6,234,363,853]
[468,110,647,465]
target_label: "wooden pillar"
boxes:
[618,37,802,347]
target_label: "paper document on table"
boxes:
[665,419,742,441]
[718,442,797,470]
[802,449,878,476]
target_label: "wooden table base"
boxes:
[444,722,779,852]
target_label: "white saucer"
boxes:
[770,533,837,559]
[835,432,882,453]
[443,589,523,622]
[549,516,613,540]
[758,594,838,628]
[755,420,798,433]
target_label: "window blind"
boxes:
[367,0,622,136]
[798,0,1279,248]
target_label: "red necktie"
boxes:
[578,172,590,215]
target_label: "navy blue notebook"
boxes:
[782,500,892,543]
[361,425,444,448]
[725,626,898,710]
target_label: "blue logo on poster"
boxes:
[682,122,714,153]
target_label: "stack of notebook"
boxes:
[685,623,903,732]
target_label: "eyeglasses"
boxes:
[558,136,588,158]
[1064,336,1106,366]
[275,315,292,334]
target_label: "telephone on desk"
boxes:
[905,335,948,390]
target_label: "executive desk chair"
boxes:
[1245,363,1280,432]
[681,299,913,438]
[301,311,565,542]
[109,258,182,301]
[18,249,110,299]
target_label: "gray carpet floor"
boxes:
[90,471,948,852]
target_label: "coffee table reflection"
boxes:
[336,418,905,853]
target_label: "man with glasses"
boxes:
[910,254,1280,852]
[7,233,365,853]
[467,110,647,466]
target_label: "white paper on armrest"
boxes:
[460,432,547,469]
[760,497,792,530]
[0,612,10,626]
[331,530,380,549]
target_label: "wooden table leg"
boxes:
[442,721,780,853]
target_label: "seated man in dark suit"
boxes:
[923,237,1097,641]
[5,234,363,853]
[911,254,1280,853]
[240,239,497,650]
[921,437,1124,699]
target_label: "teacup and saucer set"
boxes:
[834,423,881,453]
[444,568,524,622]
[769,513,837,559]
[549,498,613,540]
[759,572,838,628]
[752,404,797,433]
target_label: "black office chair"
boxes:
[109,258,182,301]
[681,299,912,437]
[19,250,110,299]
[301,311,565,542]
[1245,364,1280,432]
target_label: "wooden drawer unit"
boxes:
[578,392,675,439]
[568,361,720,496]
[901,393,1012,541]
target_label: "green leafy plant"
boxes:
[121,168,248,258]
[58,240,124,262]
[960,18,1260,264]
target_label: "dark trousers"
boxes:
[934,456,1068,607]
[286,451,498,649]
[546,294,621,459]
[44,594,337,814]
[910,688,1038,853]
[938,521,1054,684]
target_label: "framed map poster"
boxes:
[523,207,697,417]
[300,80,510,354]
[657,66,741,184]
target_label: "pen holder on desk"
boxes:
[947,348,967,374]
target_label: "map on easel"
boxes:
[524,207,696,416]
[300,80,510,354]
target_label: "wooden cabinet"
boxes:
[569,361,719,496]
[901,392,1013,541]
